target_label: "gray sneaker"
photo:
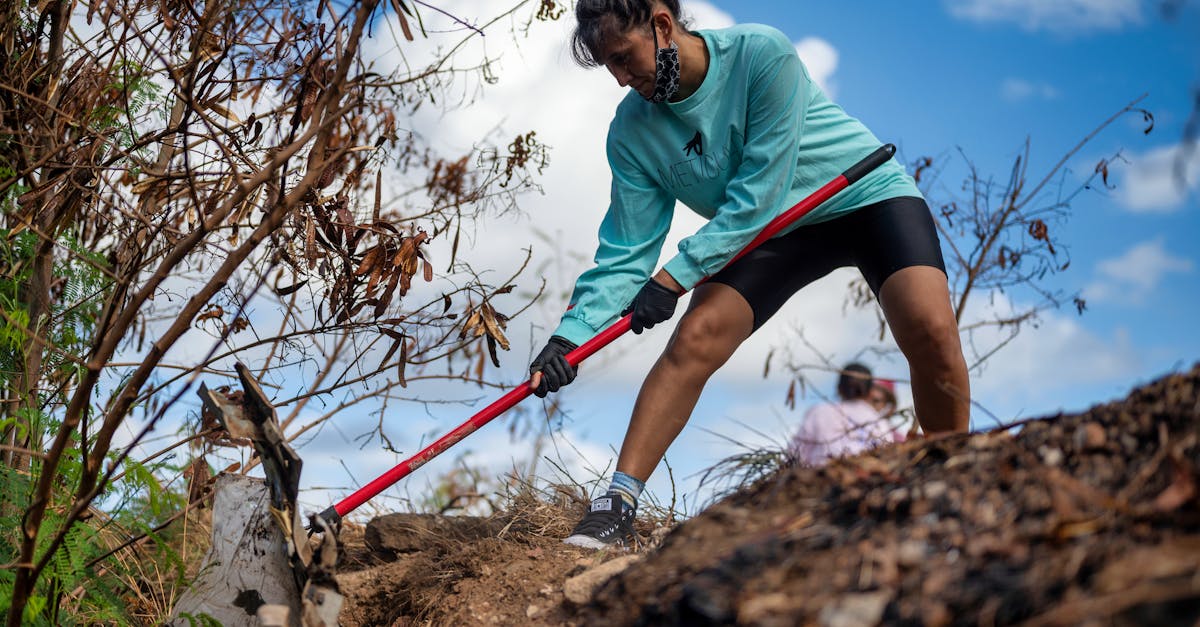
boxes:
[563,492,637,549]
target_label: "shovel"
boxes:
[317,143,898,526]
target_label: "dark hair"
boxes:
[570,0,685,67]
[836,363,873,401]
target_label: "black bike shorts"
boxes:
[706,195,947,331]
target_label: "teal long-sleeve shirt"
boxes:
[553,24,921,346]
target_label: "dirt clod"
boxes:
[563,554,643,604]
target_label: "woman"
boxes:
[869,378,899,419]
[788,364,897,466]
[528,0,970,549]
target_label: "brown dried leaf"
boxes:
[305,218,317,269]
[366,261,386,297]
[392,237,420,297]
[486,334,500,368]
[393,237,418,272]
[397,336,408,387]
[300,84,318,123]
[1028,219,1049,242]
[354,246,382,276]
[459,308,483,340]
[376,270,401,319]
[1095,159,1110,188]
[393,0,415,41]
[274,278,307,295]
[336,202,354,238]
[374,169,383,221]
[912,156,933,183]
[205,100,241,123]
[316,162,338,190]
[481,304,510,350]
[196,305,224,324]
[382,330,405,365]
[448,222,461,272]
[330,276,345,316]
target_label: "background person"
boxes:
[868,377,907,443]
[787,364,897,466]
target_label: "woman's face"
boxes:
[868,387,895,415]
[597,22,662,100]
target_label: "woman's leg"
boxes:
[877,266,970,433]
[615,282,756,480]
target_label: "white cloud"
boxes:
[953,289,1145,424]
[1001,77,1060,102]
[685,3,838,96]
[1115,143,1200,212]
[795,38,838,98]
[946,0,1145,33]
[1084,238,1194,303]
[681,1,736,29]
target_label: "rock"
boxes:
[1074,422,1107,451]
[897,540,927,568]
[365,513,499,555]
[818,591,892,627]
[737,593,794,625]
[563,554,642,604]
[1038,445,1064,467]
[256,605,290,626]
[922,480,948,500]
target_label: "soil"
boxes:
[334,364,1200,626]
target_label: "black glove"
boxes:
[529,336,579,398]
[622,278,680,334]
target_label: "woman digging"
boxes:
[529,0,970,549]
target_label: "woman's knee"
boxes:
[899,311,962,366]
[664,307,743,370]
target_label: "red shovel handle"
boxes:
[318,144,896,526]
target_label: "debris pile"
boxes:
[335,365,1200,625]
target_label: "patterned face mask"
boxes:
[648,24,679,104]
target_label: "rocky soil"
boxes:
[335,364,1200,626]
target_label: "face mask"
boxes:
[648,26,679,104]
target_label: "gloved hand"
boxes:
[622,278,680,334]
[529,336,579,398]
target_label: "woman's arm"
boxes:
[554,133,676,346]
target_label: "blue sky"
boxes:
[122,1,1200,518]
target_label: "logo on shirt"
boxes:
[657,139,734,191]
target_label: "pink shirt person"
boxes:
[787,363,899,466]
[788,398,895,466]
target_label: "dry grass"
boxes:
[84,505,214,625]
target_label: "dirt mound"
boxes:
[334,487,672,625]
[335,365,1200,626]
